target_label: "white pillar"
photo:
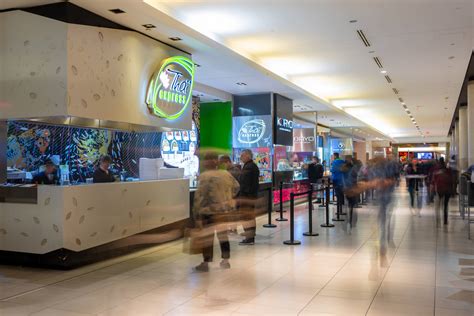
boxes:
[459,105,468,171]
[467,81,474,167]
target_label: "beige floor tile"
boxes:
[302,295,372,315]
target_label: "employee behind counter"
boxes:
[93,155,116,183]
[32,159,59,185]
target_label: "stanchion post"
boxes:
[284,193,301,245]
[321,185,335,227]
[263,187,277,228]
[332,186,345,222]
[304,186,319,236]
[276,181,288,222]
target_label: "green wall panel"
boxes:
[199,101,232,154]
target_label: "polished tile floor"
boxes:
[1,183,473,315]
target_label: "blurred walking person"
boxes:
[308,156,324,202]
[433,157,454,226]
[238,149,260,245]
[342,155,359,229]
[193,152,240,272]
[406,162,422,216]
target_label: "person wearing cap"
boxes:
[33,159,59,185]
[93,155,116,183]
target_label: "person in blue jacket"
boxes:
[331,153,345,216]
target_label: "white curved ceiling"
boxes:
[143,0,473,142]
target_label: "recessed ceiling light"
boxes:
[194,63,201,68]
[236,82,247,86]
[349,20,358,23]
[142,24,156,29]
[448,56,455,60]
[169,37,182,41]
[109,8,125,14]
[380,70,387,74]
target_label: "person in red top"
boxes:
[433,157,454,225]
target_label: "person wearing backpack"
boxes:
[433,157,454,225]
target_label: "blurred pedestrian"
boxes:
[193,152,240,272]
[406,162,422,215]
[433,157,454,226]
[342,155,359,229]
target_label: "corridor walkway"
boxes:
[0,184,473,315]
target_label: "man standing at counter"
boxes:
[238,149,260,245]
[93,155,115,183]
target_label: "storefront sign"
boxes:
[292,128,316,152]
[146,56,195,120]
[233,115,272,148]
[273,94,294,146]
[330,138,353,155]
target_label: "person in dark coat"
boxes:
[308,156,324,184]
[238,149,260,245]
[93,155,115,183]
[33,159,59,185]
[433,157,454,225]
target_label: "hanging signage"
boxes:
[233,115,272,148]
[273,94,293,146]
[292,128,316,152]
[146,56,195,120]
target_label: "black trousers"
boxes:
[240,197,257,240]
[335,185,345,214]
[437,193,450,225]
[201,214,230,262]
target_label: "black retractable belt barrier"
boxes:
[263,186,277,228]
[276,182,288,222]
[283,192,302,245]
[303,186,319,237]
[321,185,335,228]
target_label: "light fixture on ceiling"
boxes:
[349,20,358,23]
[448,56,455,60]
[142,24,156,30]
[109,8,125,14]
[380,70,387,74]
[169,37,182,41]
[194,63,201,68]
[385,75,392,84]
[236,82,247,86]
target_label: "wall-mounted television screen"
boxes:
[417,152,433,160]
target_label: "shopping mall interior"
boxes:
[0,0,473,315]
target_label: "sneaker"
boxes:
[193,262,209,272]
[239,238,255,245]
[220,260,231,269]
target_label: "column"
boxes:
[455,119,460,169]
[458,105,468,171]
[467,81,474,167]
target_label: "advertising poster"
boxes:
[292,128,316,152]
[273,94,294,146]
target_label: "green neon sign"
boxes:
[146,56,195,120]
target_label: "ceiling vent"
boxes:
[357,30,371,47]
[385,75,392,84]
[373,57,383,68]
[402,104,408,109]
[392,88,399,94]
[398,97,404,102]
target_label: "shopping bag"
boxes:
[182,227,205,255]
